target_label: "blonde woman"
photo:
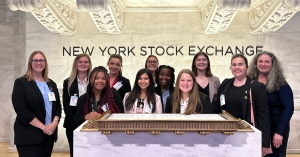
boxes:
[165,69,213,114]
[62,54,92,157]
[12,51,62,157]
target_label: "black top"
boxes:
[112,75,131,100]
[74,90,123,129]
[223,84,245,119]
[198,83,209,96]
[62,78,80,130]
[12,77,62,145]
[215,76,270,148]
[165,92,213,114]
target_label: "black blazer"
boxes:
[11,77,62,145]
[154,85,174,113]
[62,78,80,130]
[112,75,131,100]
[216,76,270,147]
[165,92,213,114]
[74,90,123,128]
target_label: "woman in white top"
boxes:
[123,68,162,113]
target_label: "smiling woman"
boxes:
[215,54,271,156]
[74,66,124,129]
[123,68,162,114]
[11,51,62,157]
[107,54,131,100]
[165,69,213,114]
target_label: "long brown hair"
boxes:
[24,51,49,82]
[172,69,202,114]
[191,52,213,77]
[83,66,120,114]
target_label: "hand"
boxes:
[272,133,283,148]
[262,147,271,156]
[84,112,101,120]
[44,122,58,136]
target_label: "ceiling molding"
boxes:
[7,0,300,35]
[249,0,300,34]
[77,0,123,34]
[8,0,77,35]
[202,0,251,34]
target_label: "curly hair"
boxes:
[156,65,175,86]
[248,51,287,92]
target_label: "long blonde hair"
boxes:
[24,51,49,82]
[248,51,287,92]
[68,54,92,94]
[172,69,202,114]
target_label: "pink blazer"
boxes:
[123,93,162,113]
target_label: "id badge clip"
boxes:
[70,94,78,106]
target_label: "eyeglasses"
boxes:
[32,59,45,63]
[147,61,158,64]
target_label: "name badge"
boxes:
[113,81,123,90]
[48,92,56,101]
[144,102,153,113]
[101,103,109,112]
[220,94,225,106]
[69,95,78,106]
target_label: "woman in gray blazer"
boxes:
[192,52,220,113]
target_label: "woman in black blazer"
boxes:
[11,51,62,157]
[165,69,213,114]
[62,54,92,157]
[154,65,175,113]
[74,66,124,128]
[106,54,131,100]
[214,54,270,156]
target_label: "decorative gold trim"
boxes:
[80,111,254,135]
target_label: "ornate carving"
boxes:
[249,0,300,34]
[8,0,77,35]
[77,0,123,34]
[82,119,99,131]
[202,0,250,34]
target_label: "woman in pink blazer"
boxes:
[123,68,162,113]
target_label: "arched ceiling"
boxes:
[7,0,300,35]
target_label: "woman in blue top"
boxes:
[12,51,62,157]
[248,51,294,157]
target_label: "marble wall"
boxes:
[1,2,300,153]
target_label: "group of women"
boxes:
[11,50,294,157]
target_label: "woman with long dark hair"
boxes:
[74,66,123,128]
[123,68,162,113]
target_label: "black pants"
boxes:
[66,128,73,157]
[265,123,290,157]
[16,134,54,157]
